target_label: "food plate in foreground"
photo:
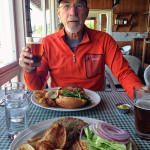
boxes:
[31,88,101,111]
[10,117,138,150]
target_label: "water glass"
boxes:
[4,82,29,140]
[134,85,150,140]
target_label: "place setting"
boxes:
[10,116,139,150]
[31,85,101,111]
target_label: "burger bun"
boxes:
[56,97,87,109]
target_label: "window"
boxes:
[87,9,113,35]
[0,0,17,68]
[30,1,46,37]
[30,0,59,37]
[0,0,59,87]
[85,18,96,29]
[0,0,23,87]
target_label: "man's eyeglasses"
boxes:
[59,3,86,11]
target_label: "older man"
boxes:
[19,0,143,99]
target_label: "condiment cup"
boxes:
[116,103,131,114]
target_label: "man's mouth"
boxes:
[69,20,78,23]
[67,17,79,23]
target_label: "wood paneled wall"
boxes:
[87,0,112,9]
[133,38,150,67]
[87,0,149,32]
[87,0,149,13]
[113,0,149,13]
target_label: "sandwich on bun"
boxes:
[54,85,91,109]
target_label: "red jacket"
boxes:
[24,26,143,99]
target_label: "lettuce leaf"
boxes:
[63,91,91,103]
[80,125,131,150]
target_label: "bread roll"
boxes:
[56,97,87,109]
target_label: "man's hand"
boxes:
[139,86,150,92]
[19,47,35,73]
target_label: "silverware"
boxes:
[0,99,4,105]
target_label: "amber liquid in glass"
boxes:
[134,100,150,134]
[26,43,43,67]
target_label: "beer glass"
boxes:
[134,85,150,140]
[26,37,43,67]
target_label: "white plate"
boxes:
[31,88,101,111]
[9,117,138,150]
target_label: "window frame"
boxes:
[0,0,25,87]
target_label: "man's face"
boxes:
[57,0,89,33]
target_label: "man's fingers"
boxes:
[19,55,33,65]
[19,46,35,73]
[19,59,35,72]
[20,47,33,59]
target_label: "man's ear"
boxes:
[57,8,61,20]
[86,7,89,18]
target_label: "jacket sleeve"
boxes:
[24,38,50,90]
[24,55,49,90]
[104,35,143,100]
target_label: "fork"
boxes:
[0,99,4,105]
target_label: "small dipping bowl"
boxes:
[116,103,131,114]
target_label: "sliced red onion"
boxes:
[80,121,130,145]
[92,123,101,136]
[79,123,91,139]
[97,122,129,145]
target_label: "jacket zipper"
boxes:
[73,53,76,63]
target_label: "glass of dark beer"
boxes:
[26,37,43,67]
[134,85,150,140]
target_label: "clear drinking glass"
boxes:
[134,85,150,140]
[26,37,43,67]
[4,82,29,140]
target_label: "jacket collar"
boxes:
[58,25,90,43]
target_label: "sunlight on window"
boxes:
[85,20,94,29]
[30,2,51,36]
[30,3,44,37]
[0,0,17,68]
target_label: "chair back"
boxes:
[105,71,117,92]
[144,65,150,86]
[121,45,131,55]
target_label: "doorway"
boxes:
[86,9,113,35]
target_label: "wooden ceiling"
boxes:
[31,0,49,10]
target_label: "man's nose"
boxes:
[69,5,77,16]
